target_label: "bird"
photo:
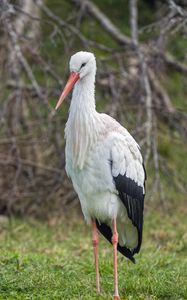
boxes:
[55,51,146,300]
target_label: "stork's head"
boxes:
[70,51,96,79]
[55,51,96,110]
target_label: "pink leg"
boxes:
[112,218,120,300]
[91,219,100,293]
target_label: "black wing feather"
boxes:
[113,172,145,254]
[96,152,145,263]
[96,220,135,263]
[96,159,146,262]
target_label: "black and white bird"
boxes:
[55,51,146,300]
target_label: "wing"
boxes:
[111,132,146,255]
[96,220,135,263]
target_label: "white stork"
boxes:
[55,51,146,300]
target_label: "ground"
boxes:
[0,207,186,300]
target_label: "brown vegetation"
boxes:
[0,0,187,217]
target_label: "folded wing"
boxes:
[111,133,146,254]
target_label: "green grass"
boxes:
[0,207,186,300]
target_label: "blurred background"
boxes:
[0,0,187,219]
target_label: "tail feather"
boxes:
[96,219,135,264]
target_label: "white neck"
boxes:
[70,73,96,114]
[65,73,99,169]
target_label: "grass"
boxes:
[0,206,186,300]
[1,2,187,298]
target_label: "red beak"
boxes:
[55,71,80,110]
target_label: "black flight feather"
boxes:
[96,160,147,263]
[114,173,145,255]
[95,159,146,262]
[96,219,135,263]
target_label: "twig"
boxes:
[72,0,132,46]
[0,155,62,174]
[148,69,174,114]
[34,0,89,46]
[3,14,43,99]
[151,116,165,206]
[129,0,153,165]
[163,53,187,76]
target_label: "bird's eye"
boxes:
[81,63,86,68]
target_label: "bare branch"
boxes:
[3,19,43,99]
[164,53,187,75]
[0,155,62,174]
[72,0,132,46]
[129,0,153,165]
[148,69,174,114]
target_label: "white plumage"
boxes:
[66,115,144,247]
[55,51,146,298]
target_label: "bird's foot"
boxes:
[114,295,120,300]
